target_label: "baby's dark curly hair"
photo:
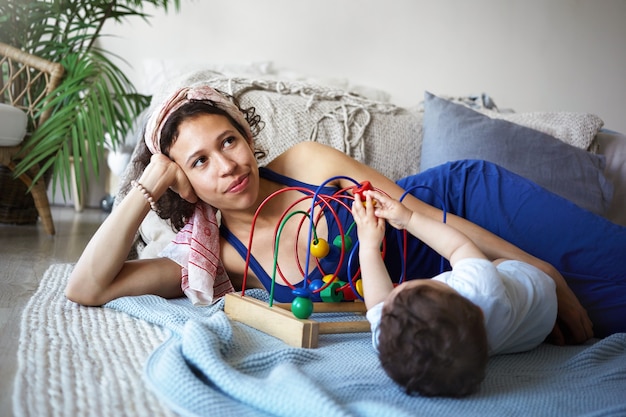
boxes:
[378,284,488,397]
[127,91,266,231]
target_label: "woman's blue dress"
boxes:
[221,161,626,337]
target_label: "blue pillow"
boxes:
[419,92,613,216]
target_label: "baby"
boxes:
[351,190,557,397]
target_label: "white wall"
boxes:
[101,0,626,134]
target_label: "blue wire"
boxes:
[346,239,363,301]
[301,175,361,292]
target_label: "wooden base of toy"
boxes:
[224,293,370,348]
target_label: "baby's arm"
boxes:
[351,193,395,309]
[364,190,488,267]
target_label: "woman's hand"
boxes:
[140,154,198,204]
[542,264,594,345]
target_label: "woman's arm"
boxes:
[275,142,593,343]
[65,154,196,306]
[277,142,523,260]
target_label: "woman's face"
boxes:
[168,113,260,211]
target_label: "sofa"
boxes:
[122,70,626,259]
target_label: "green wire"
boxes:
[269,210,318,306]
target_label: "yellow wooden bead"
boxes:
[355,279,363,297]
[322,274,337,283]
[310,238,330,258]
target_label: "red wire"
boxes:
[242,186,313,296]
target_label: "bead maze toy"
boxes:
[224,175,447,348]
[224,176,382,348]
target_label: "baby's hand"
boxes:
[365,190,412,230]
[352,193,386,250]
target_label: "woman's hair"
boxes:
[377,284,488,397]
[127,92,266,230]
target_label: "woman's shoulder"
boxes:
[284,141,339,157]
[268,142,352,180]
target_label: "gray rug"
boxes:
[13,263,175,417]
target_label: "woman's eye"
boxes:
[192,156,207,168]
[223,136,236,148]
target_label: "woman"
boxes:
[67,84,626,343]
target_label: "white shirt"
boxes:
[366,258,557,355]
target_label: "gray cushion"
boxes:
[419,92,613,216]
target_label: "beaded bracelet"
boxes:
[131,180,158,211]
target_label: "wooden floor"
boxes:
[0,206,106,416]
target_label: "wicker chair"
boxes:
[0,42,64,235]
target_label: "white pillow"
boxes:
[0,103,27,146]
[138,210,176,259]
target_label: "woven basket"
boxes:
[0,164,38,224]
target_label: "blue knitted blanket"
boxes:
[106,292,626,417]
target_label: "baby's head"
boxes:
[377,280,488,397]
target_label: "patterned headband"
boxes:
[143,85,253,155]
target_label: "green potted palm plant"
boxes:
[0,0,179,203]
